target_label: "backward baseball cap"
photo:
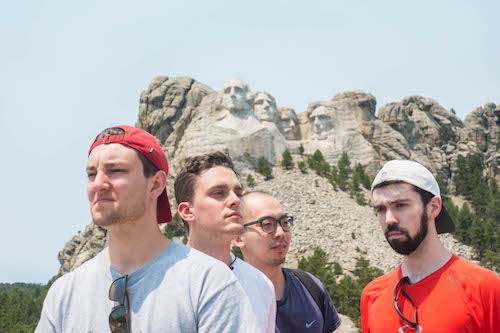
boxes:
[88,125,173,223]
[371,160,455,234]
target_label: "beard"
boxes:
[385,209,428,255]
[92,198,146,228]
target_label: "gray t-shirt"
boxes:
[35,241,260,332]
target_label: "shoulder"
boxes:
[168,242,239,283]
[285,268,325,290]
[361,267,399,302]
[51,251,106,290]
[233,258,275,294]
[448,256,500,290]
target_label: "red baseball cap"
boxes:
[88,125,173,223]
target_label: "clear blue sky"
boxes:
[1,0,499,283]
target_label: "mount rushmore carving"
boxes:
[136,75,500,184]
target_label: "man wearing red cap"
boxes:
[36,126,259,333]
[361,160,500,333]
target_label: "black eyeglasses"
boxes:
[393,276,418,328]
[109,275,130,333]
[244,215,294,233]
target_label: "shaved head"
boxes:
[242,191,279,220]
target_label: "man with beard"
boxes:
[361,160,500,333]
[234,192,341,333]
[36,126,259,333]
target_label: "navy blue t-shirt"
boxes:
[276,268,341,333]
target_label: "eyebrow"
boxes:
[374,199,409,210]
[208,184,243,192]
[86,162,127,172]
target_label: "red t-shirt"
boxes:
[360,255,500,333]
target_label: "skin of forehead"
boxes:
[242,192,281,218]
[280,110,297,121]
[311,106,329,118]
[223,78,248,92]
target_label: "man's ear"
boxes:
[428,196,442,220]
[233,234,245,248]
[150,170,167,200]
[178,202,195,223]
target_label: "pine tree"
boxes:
[258,158,273,180]
[298,144,305,156]
[246,174,256,187]
[281,150,294,169]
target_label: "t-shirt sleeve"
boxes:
[480,269,500,333]
[321,283,341,332]
[197,279,261,333]
[360,285,371,333]
[266,282,277,333]
[307,272,341,332]
[34,283,59,333]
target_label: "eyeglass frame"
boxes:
[393,276,418,328]
[243,214,294,233]
[109,275,131,333]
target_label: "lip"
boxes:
[387,231,404,238]
[93,197,114,206]
[226,211,242,219]
[271,242,288,250]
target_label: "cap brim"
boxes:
[436,205,455,234]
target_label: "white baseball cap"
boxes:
[371,160,455,234]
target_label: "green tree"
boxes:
[231,245,243,260]
[298,144,305,156]
[438,124,456,145]
[337,152,351,191]
[165,212,187,238]
[298,161,307,173]
[246,174,256,187]
[281,150,294,169]
[258,158,273,180]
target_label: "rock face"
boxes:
[57,222,106,276]
[463,103,500,182]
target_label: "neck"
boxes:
[187,232,232,265]
[401,232,452,283]
[104,214,170,276]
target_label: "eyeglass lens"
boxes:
[109,276,130,333]
[261,216,293,233]
[393,277,418,328]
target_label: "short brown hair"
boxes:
[174,151,239,232]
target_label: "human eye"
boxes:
[261,219,274,231]
[87,172,96,179]
[255,99,263,105]
[224,87,231,94]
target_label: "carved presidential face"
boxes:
[278,108,299,140]
[253,92,277,122]
[310,106,332,134]
[222,79,249,113]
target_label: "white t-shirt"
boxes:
[231,254,277,333]
[35,241,260,333]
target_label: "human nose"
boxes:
[227,191,241,208]
[384,208,398,226]
[273,221,286,238]
[89,171,110,193]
